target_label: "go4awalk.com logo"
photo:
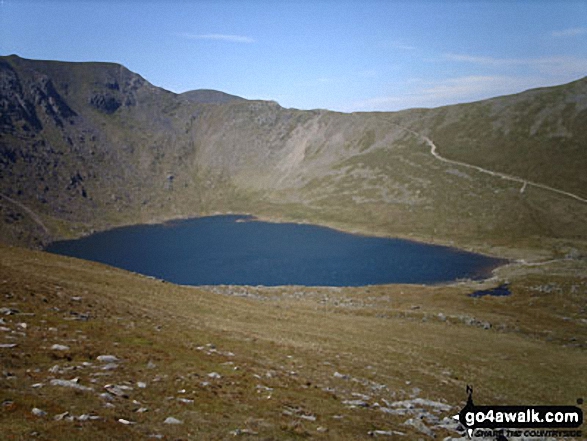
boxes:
[453,386,583,439]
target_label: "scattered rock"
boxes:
[50,344,70,351]
[96,355,119,363]
[105,385,131,397]
[101,363,119,371]
[389,398,452,412]
[343,399,369,408]
[54,411,69,421]
[403,418,434,437]
[137,381,147,388]
[32,407,47,417]
[0,343,17,348]
[207,372,221,379]
[118,418,135,425]
[299,414,317,421]
[50,378,93,391]
[164,416,183,425]
[369,429,406,437]
[230,428,258,436]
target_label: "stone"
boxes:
[388,398,452,412]
[369,429,406,436]
[207,372,221,379]
[164,416,183,424]
[0,343,17,348]
[299,414,317,421]
[101,363,118,370]
[343,399,369,408]
[32,407,47,417]
[51,344,70,351]
[230,428,258,436]
[54,412,69,421]
[97,355,119,363]
[403,418,434,437]
[104,385,129,397]
[380,407,408,415]
[50,378,93,391]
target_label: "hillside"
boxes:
[0,243,585,440]
[1,54,586,260]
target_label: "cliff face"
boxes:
[1,55,586,256]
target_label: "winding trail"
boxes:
[0,193,50,234]
[402,127,587,204]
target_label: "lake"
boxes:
[45,215,505,286]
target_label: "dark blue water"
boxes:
[45,215,506,287]
[469,284,511,298]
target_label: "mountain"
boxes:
[0,54,586,260]
[179,89,245,104]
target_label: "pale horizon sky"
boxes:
[1,0,586,112]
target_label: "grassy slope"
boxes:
[0,246,585,440]
[402,79,587,199]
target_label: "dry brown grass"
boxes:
[0,245,585,439]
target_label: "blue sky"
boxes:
[1,0,586,112]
